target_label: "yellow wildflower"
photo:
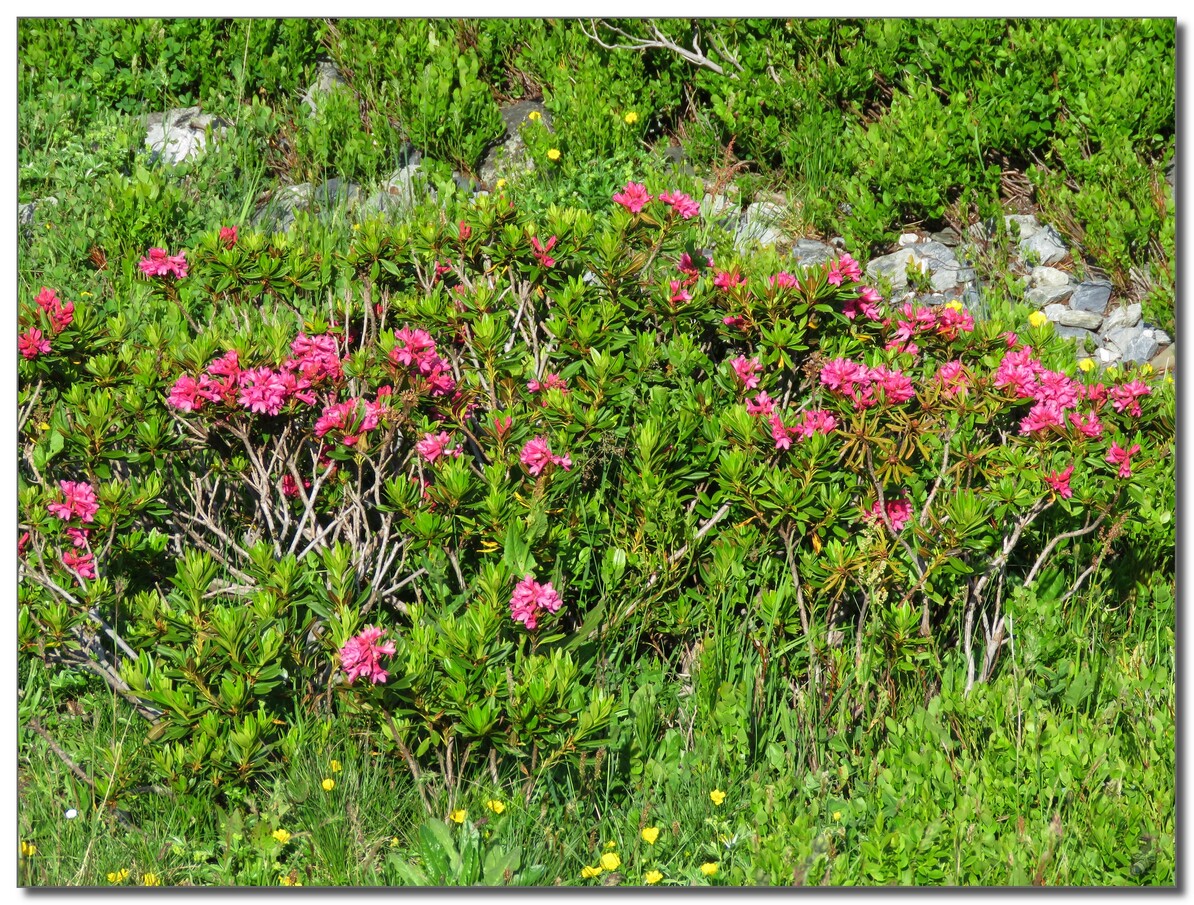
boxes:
[321,778,335,791]
[107,868,130,883]
[527,110,542,122]
[485,799,506,815]
[710,789,726,806]
[644,869,663,884]
[624,111,639,125]
[495,178,507,191]
[832,811,842,821]
[38,421,50,431]
[449,809,467,824]
[142,873,161,887]
[390,837,400,847]
[604,840,617,850]
[80,291,93,298]
[700,862,718,877]
[1028,311,1048,329]
[600,852,621,871]
[330,759,342,773]
[1078,357,1096,373]
[280,875,302,886]
[20,841,37,857]
[1140,363,1154,376]
[272,829,291,845]
[944,299,964,311]
[547,148,561,162]
[1105,367,1120,379]
[641,827,660,845]
[581,865,602,879]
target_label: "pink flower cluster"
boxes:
[340,626,396,684]
[769,409,838,450]
[843,285,884,321]
[865,494,914,533]
[770,272,800,290]
[219,225,238,247]
[820,359,916,409]
[933,360,970,397]
[314,391,390,447]
[527,372,570,402]
[138,247,188,279]
[48,481,100,523]
[731,356,762,390]
[62,549,97,580]
[416,431,464,463]
[36,287,74,334]
[884,301,975,356]
[169,333,344,416]
[826,253,863,286]
[1046,464,1074,499]
[509,575,563,630]
[1110,380,1152,418]
[18,328,51,360]
[713,270,746,290]
[995,347,1113,437]
[531,235,557,268]
[520,436,572,476]
[611,182,700,219]
[389,327,456,397]
[1106,442,1141,479]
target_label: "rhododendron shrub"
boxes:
[16,189,1172,797]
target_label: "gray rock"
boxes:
[1069,281,1112,315]
[930,227,962,247]
[898,232,920,246]
[867,249,922,290]
[866,241,958,290]
[1030,266,1073,289]
[1043,304,1068,322]
[1154,328,1172,346]
[1059,308,1104,330]
[478,100,550,187]
[736,201,786,250]
[1096,346,1122,364]
[1054,325,1097,347]
[830,236,847,249]
[301,62,349,115]
[312,178,361,209]
[930,269,960,292]
[1019,225,1067,266]
[361,163,436,217]
[251,183,314,232]
[1025,284,1075,307]
[1151,344,1175,372]
[18,196,56,228]
[1005,214,1041,240]
[144,106,228,165]
[1100,303,1142,335]
[1115,329,1160,364]
[955,267,977,283]
[791,238,837,268]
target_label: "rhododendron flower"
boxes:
[1084,383,1109,407]
[731,356,762,390]
[391,327,438,371]
[1003,331,1019,348]
[1106,442,1141,479]
[35,288,74,333]
[521,436,571,476]
[884,339,920,358]
[934,361,969,397]
[769,271,799,289]
[713,270,746,290]
[527,373,569,396]
[458,220,471,241]
[1110,380,1151,418]
[745,392,775,416]
[869,365,915,404]
[167,374,221,413]
[62,549,96,580]
[769,413,793,450]
[1045,465,1074,499]
[339,627,396,684]
[843,285,884,321]
[723,315,746,329]
[613,181,652,214]
[936,305,974,340]
[493,414,513,439]
[677,251,712,278]
[1020,401,1066,435]
[138,247,188,279]
[792,409,838,440]
[1069,410,1104,439]
[35,287,58,311]
[18,532,30,558]
[281,475,302,498]
[416,431,463,463]
[826,253,862,286]
[48,481,99,523]
[66,527,89,548]
[238,368,290,416]
[866,495,913,533]
[289,333,343,382]
[531,235,557,268]
[219,225,238,247]
[206,349,241,378]
[509,575,564,630]
[669,280,693,303]
[19,328,51,359]
[820,358,866,393]
[657,190,699,219]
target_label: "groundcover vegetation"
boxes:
[17,18,1174,887]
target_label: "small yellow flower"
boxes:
[38,421,50,431]
[581,865,602,879]
[604,840,617,850]
[449,809,467,824]
[321,778,335,791]
[600,852,621,871]
[624,111,639,125]
[1028,311,1049,329]
[485,799,506,815]
[279,875,302,886]
[644,869,663,884]
[641,827,660,845]
[495,178,507,191]
[20,841,37,857]
[390,836,400,847]
[1166,375,1174,385]
[700,862,718,877]
[352,224,360,231]
[944,299,964,311]
[330,759,342,773]
[107,868,130,883]
[547,148,561,162]
[710,789,726,806]
[1078,357,1096,373]
[1105,367,1120,379]
[272,829,291,845]
[80,291,93,298]
[142,873,161,887]
[527,110,542,122]
[832,811,842,821]
[1140,363,1154,376]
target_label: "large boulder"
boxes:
[145,107,229,165]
